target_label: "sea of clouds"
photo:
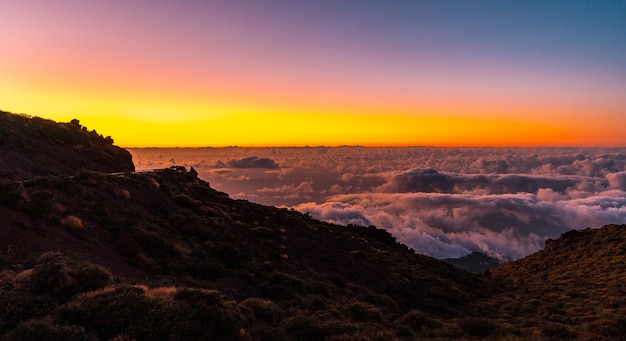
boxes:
[130,147,626,260]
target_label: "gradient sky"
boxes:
[2,0,625,147]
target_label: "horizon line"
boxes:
[123,143,626,149]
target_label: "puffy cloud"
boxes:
[340,173,355,182]
[295,192,555,259]
[258,181,314,194]
[557,194,626,229]
[216,156,280,169]
[225,175,251,181]
[378,168,599,195]
[536,188,568,202]
[606,171,626,190]
[264,167,294,178]
[295,188,626,260]
[329,184,344,194]
[468,158,509,174]
[209,168,233,175]
[300,201,371,227]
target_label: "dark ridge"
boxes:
[0,110,134,179]
[484,224,626,339]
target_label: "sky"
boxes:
[1,0,626,147]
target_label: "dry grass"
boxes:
[146,286,177,298]
[60,215,83,230]
[13,269,32,282]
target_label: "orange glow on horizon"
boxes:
[3,36,624,149]
[2,74,622,148]
[2,40,624,148]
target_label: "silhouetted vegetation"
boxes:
[0,110,133,179]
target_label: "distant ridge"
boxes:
[443,251,502,273]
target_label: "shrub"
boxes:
[457,317,497,338]
[348,249,368,260]
[115,189,131,200]
[249,226,276,238]
[60,215,83,231]
[205,241,244,268]
[174,288,245,339]
[246,323,288,341]
[171,193,203,211]
[239,298,280,324]
[25,252,111,299]
[3,318,91,341]
[131,228,175,256]
[0,292,56,334]
[132,253,163,275]
[64,255,111,294]
[283,315,326,341]
[317,319,358,338]
[144,286,177,299]
[75,170,99,186]
[27,191,57,219]
[261,272,308,300]
[0,181,29,209]
[587,318,625,337]
[348,302,383,323]
[539,322,578,339]
[396,309,443,332]
[148,178,160,189]
[14,269,33,282]
[60,285,185,341]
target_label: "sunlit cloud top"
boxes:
[1,0,625,147]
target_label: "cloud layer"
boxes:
[130,147,626,259]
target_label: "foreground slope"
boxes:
[1,166,493,340]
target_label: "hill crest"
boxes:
[0,110,134,179]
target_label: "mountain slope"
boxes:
[484,224,626,339]
[0,166,492,339]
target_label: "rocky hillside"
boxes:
[0,166,494,340]
[0,110,624,340]
[0,110,134,179]
[482,224,626,339]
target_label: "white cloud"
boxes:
[536,188,568,202]
[295,188,626,260]
[340,173,355,182]
[258,181,314,194]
